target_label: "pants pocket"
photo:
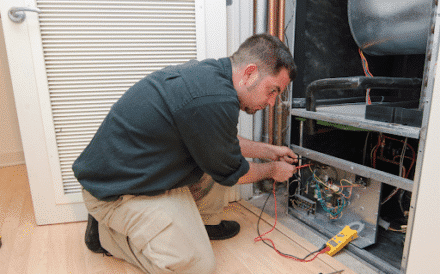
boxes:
[105,197,174,247]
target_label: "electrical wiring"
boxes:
[398,190,410,216]
[255,179,330,262]
[290,160,314,195]
[298,164,357,219]
[291,177,302,196]
[388,225,407,233]
[359,49,374,77]
[304,173,315,195]
[309,170,347,219]
[383,136,415,177]
[362,132,371,166]
[315,180,347,219]
[308,166,361,219]
[358,48,374,105]
[371,134,416,178]
[369,133,416,205]
[399,138,408,178]
[337,179,361,200]
[381,187,401,205]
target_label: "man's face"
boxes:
[240,68,291,115]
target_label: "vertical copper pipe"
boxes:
[267,0,279,35]
[253,0,258,34]
[276,0,285,146]
[277,0,285,42]
[267,0,279,145]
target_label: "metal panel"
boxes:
[291,144,414,192]
[288,171,381,249]
[291,106,421,139]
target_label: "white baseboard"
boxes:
[0,151,25,167]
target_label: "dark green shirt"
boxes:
[72,58,250,200]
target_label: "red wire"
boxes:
[254,180,330,262]
[254,181,278,241]
[256,236,330,262]
[383,135,416,178]
[297,164,312,169]
[372,134,416,178]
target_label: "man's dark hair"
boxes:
[231,33,297,82]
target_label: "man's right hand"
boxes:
[270,161,297,182]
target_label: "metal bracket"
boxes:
[9,7,41,23]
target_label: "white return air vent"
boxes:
[36,0,198,201]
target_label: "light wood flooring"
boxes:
[0,165,358,274]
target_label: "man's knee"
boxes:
[100,224,216,274]
[141,233,216,274]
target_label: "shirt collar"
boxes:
[218,57,233,81]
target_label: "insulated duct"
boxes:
[348,0,432,56]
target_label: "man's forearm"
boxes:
[237,159,297,184]
[237,161,274,185]
[237,135,274,160]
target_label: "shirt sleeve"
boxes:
[173,95,250,186]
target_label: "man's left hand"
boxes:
[270,146,298,164]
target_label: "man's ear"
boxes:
[243,64,259,86]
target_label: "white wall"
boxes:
[0,20,24,167]
[0,1,247,169]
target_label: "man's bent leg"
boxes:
[189,174,240,240]
[189,173,228,225]
[82,188,215,274]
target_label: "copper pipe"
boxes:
[267,0,279,35]
[276,0,285,146]
[278,0,285,42]
[253,0,258,34]
[267,0,279,145]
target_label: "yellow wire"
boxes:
[340,179,353,185]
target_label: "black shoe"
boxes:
[85,214,111,256]
[205,220,240,240]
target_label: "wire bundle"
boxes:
[309,170,354,220]
[315,181,347,219]
[370,134,416,208]
[359,48,374,105]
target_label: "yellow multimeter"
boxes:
[325,225,358,256]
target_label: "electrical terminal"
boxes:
[328,184,340,193]
[291,194,317,215]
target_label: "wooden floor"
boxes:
[0,165,357,274]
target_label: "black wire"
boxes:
[256,188,327,260]
[295,157,309,161]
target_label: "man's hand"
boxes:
[270,161,297,182]
[236,136,299,184]
[270,146,298,164]
[237,160,298,185]
[238,136,298,163]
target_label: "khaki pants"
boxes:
[82,174,228,274]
